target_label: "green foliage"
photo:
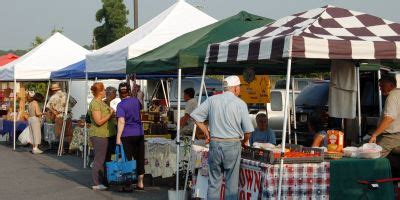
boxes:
[25,82,48,97]
[0,49,28,56]
[51,27,64,34]
[30,27,64,49]
[31,36,44,48]
[93,0,132,48]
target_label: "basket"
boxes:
[242,145,324,164]
[241,146,271,163]
[324,152,343,160]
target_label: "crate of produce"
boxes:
[241,146,272,163]
[270,146,324,164]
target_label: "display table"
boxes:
[43,123,56,144]
[144,138,188,178]
[192,157,329,199]
[0,119,27,136]
[192,147,393,200]
[330,158,394,200]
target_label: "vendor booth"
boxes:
[0,32,89,150]
[201,5,400,200]
[127,11,274,198]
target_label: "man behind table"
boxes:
[191,75,254,200]
[369,76,400,157]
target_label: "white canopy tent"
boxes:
[0,32,89,150]
[85,0,217,74]
[0,32,89,81]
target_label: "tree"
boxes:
[30,27,64,49]
[31,36,44,48]
[93,0,132,48]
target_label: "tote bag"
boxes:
[106,144,137,184]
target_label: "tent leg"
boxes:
[183,64,207,199]
[58,79,72,156]
[176,68,182,199]
[160,79,168,108]
[166,79,171,108]
[84,72,88,168]
[356,66,362,144]
[278,58,292,200]
[42,80,51,115]
[13,78,16,151]
[291,77,297,144]
[377,70,383,115]
[203,81,208,98]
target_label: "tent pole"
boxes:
[183,64,207,199]
[278,57,292,200]
[13,78,16,151]
[377,69,383,114]
[203,81,208,98]
[291,77,297,144]
[356,66,362,144]
[84,72,88,168]
[176,68,182,199]
[288,109,291,144]
[58,79,72,156]
[166,79,171,108]
[42,80,51,114]
[160,79,168,108]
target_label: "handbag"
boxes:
[106,144,137,185]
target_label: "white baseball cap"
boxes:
[223,75,241,87]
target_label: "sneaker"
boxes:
[32,149,43,154]
[92,184,108,190]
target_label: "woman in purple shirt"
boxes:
[115,82,144,190]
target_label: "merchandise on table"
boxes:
[326,130,344,153]
[243,144,324,164]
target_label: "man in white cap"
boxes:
[191,75,254,200]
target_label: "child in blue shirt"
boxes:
[250,113,276,145]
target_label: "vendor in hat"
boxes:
[46,83,77,150]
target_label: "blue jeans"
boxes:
[208,140,241,200]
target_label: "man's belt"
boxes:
[211,137,240,142]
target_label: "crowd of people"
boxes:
[20,74,400,198]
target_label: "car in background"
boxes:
[294,74,381,146]
[274,78,320,91]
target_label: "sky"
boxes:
[1,0,399,50]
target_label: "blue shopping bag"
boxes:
[106,144,137,184]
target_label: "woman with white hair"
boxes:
[250,113,276,145]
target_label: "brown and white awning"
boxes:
[205,5,400,64]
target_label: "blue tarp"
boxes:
[51,60,189,79]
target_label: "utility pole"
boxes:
[134,0,138,29]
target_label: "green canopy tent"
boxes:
[127,11,274,74]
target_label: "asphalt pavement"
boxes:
[0,144,170,200]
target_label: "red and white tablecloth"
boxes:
[260,161,330,200]
[192,150,330,200]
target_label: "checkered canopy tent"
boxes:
[206,5,400,64]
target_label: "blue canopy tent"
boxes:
[51,60,190,79]
[50,60,125,79]
[50,60,190,167]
